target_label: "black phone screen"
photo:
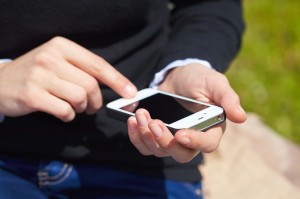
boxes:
[120,93,208,124]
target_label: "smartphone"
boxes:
[106,88,226,132]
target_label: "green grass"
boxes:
[226,0,300,145]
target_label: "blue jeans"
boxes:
[0,156,203,199]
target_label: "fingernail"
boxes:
[124,84,137,97]
[149,124,162,138]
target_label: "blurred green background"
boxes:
[226,0,300,145]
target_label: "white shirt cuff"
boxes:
[0,59,12,64]
[149,58,212,89]
[0,59,11,122]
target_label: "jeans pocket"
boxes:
[38,160,80,193]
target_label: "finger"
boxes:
[86,84,102,115]
[175,125,224,153]
[209,75,247,123]
[148,120,199,163]
[135,109,169,157]
[48,37,137,98]
[39,53,103,114]
[47,76,88,113]
[221,89,247,123]
[127,116,152,156]
[31,88,76,122]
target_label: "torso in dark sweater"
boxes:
[0,0,244,181]
[0,0,204,181]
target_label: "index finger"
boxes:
[50,37,137,98]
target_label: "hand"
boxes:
[0,36,137,121]
[127,63,246,163]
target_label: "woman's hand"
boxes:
[0,36,137,121]
[127,63,246,163]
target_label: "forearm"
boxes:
[158,0,245,72]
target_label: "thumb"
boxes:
[221,89,247,123]
[209,76,247,123]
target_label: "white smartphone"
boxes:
[106,88,226,132]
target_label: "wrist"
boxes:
[157,66,180,93]
[149,58,212,89]
[0,59,11,69]
[158,63,212,93]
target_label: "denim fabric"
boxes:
[0,156,203,199]
[0,114,4,122]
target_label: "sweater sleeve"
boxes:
[158,0,245,73]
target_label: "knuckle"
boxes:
[32,51,54,67]
[42,36,69,54]
[72,89,87,106]
[33,50,51,66]
[56,105,74,122]
[83,78,99,95]
[19,86,39,110]
[48,36,67,47]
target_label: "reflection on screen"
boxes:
[120,93,208,124]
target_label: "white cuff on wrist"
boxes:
[0,59,11,123]
[0,59,12,64]
[149,58,212,89]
